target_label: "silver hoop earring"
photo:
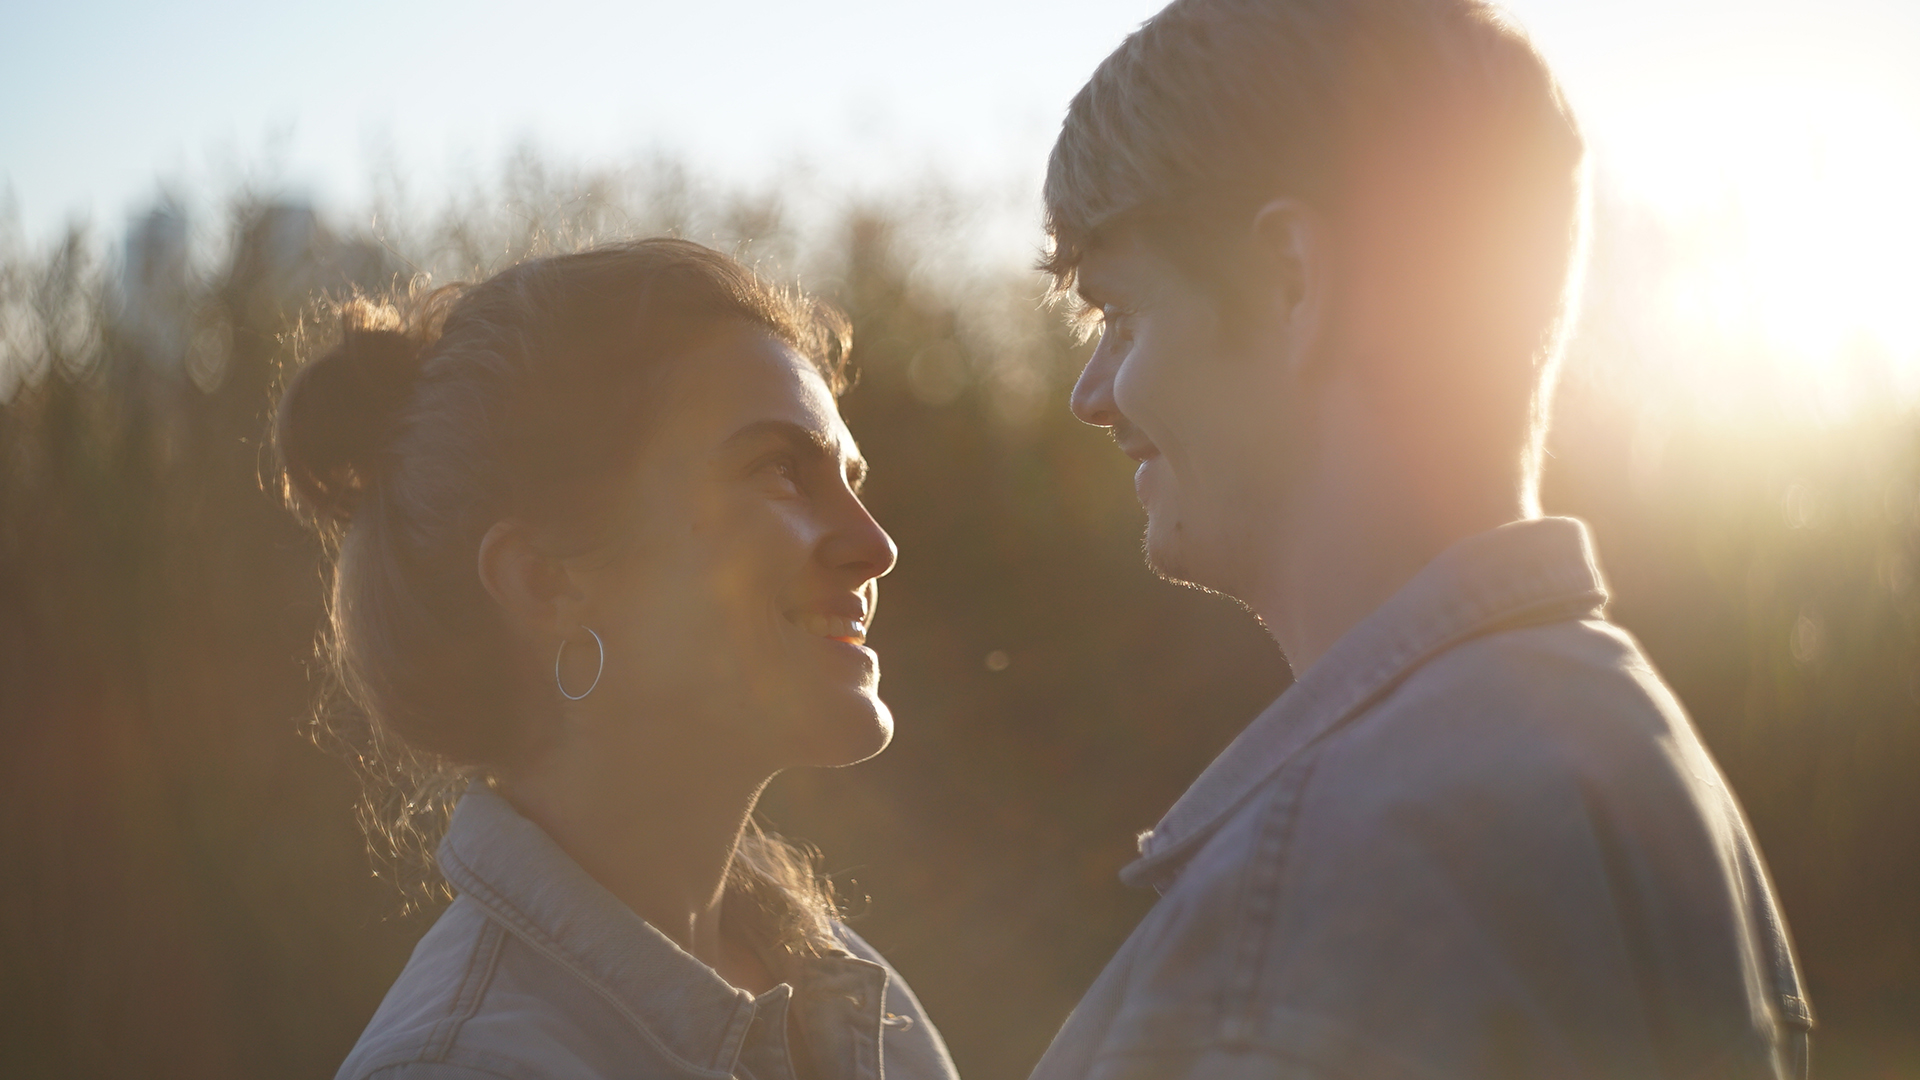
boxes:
[555,627,604,701]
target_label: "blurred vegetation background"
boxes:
[1,156,1915,1079]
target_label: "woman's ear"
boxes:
[1248,197,1331,376]
[477,519,580,642]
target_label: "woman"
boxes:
[275,239,958,1080]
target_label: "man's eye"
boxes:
[1100,306,1135,345]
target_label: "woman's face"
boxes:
[562,325,897,777]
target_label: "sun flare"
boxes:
[1575,48,1920,417]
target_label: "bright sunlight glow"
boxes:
[1560,23,1920,419]
[4,0,1917,421]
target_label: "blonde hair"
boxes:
[1043,0,1588,502]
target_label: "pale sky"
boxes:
[4,0,1912,230]
[5,0,1919,401]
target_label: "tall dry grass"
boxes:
[0,158,1914,1077]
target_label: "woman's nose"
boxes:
[1070,339,1120,428]
[824,493,898,582]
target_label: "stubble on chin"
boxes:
[1142,505,1256,605]
[1142,516,1208,595]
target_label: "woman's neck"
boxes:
[496,734,778,993]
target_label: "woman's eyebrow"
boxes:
[724,419,832,454]
[723,419,867,479]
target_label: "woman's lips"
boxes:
[792,612,868,646]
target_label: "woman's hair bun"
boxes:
[275,300,429,530]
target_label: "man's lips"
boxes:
[1112,422,1162,508]
[1111,422,1161,463]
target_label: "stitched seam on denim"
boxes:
[864,964,887,1080]
[711,991,758,1077]
[1219,747,1323,1046]
[417,915,505,1062]
[1734,826,1814,1032]
[440,847,740,1079]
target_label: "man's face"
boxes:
[1069,229,1309,600]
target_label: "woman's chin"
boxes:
[802,696,893,769]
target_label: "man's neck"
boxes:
[1251,398,1525,675]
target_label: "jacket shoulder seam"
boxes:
[419,914,508,1062]
[1217,748,1326,1039]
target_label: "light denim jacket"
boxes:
[336,787,959,1080]
[1032,518,1811,1080]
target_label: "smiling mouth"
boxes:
[793,612,868,646]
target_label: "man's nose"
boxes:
[1070,340,1120,427]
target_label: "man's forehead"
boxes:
[1075,227,1165,300]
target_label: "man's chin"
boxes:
[1143,520,1220,595]
[1144,511,1236,595]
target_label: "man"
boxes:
[1031,1,1812,1077]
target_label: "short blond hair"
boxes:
[1044,0,1587,508]
[1044,0,1582,285]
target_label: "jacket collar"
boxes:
[1122,516,1609,890]
[438,786,836,1077]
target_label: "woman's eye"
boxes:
[761,455,803,491]
[1099,306,1135,348]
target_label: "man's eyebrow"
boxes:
[1068,281,1112,336]
[1075,269,1133,318]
